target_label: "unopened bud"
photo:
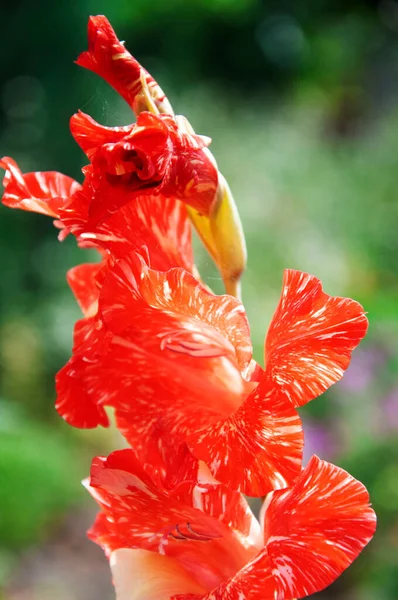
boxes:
[187,173,247,300]
[210,174,247,298]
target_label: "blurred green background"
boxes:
[1,0,398,598]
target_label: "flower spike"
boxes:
[1,14,375,600]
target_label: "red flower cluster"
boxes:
[1,15,376,600]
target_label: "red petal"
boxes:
[62,321,248,442]
[55,317,110,428]
[94,252,252,448]
[100,253,252,372]
[207,456,376,600]
[164,147,218,216]
[70,111,170,178]
[157,117,218,215]
[70,111,131,159]
[0,156,80,217]
[58,165,131,232]
[87,447,258,541]
[89,194,194,271]
[187,377,303,497]
[67,261,103,316]
[77,15,172,114]
[54,311,247,438]
[56,357,109,428]
[61,172,194,273]
[265,269,368,406]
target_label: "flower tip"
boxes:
[69,110,88,136]
[88,14,108,24]
[0,155,16,173]
[76,15,114,68]
[87,14,113,36]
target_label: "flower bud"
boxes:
[187,173,247,299]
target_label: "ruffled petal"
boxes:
[110,549,206,600]
[56,319,250,451]
[187,377,303,497]
[0,156,81,217]
[71,111,171,181]
[67,261,103,317]
[70,111,131,159]
[55,317,110,428]
[56,356,109,428]
[100,252,252,372]
[265,269,368,407]
[206,456,376,600]
[88,194,194,271]
[59,165,133,232]
[76,15,173,115]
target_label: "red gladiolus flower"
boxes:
[56,255,367,496]
[62,110,218,230]
[86,449,376,600]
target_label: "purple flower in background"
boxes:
[382,387,398,431]
[303,419,338,463]
[339,346,386,393]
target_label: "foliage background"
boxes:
[1,0,397,598]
